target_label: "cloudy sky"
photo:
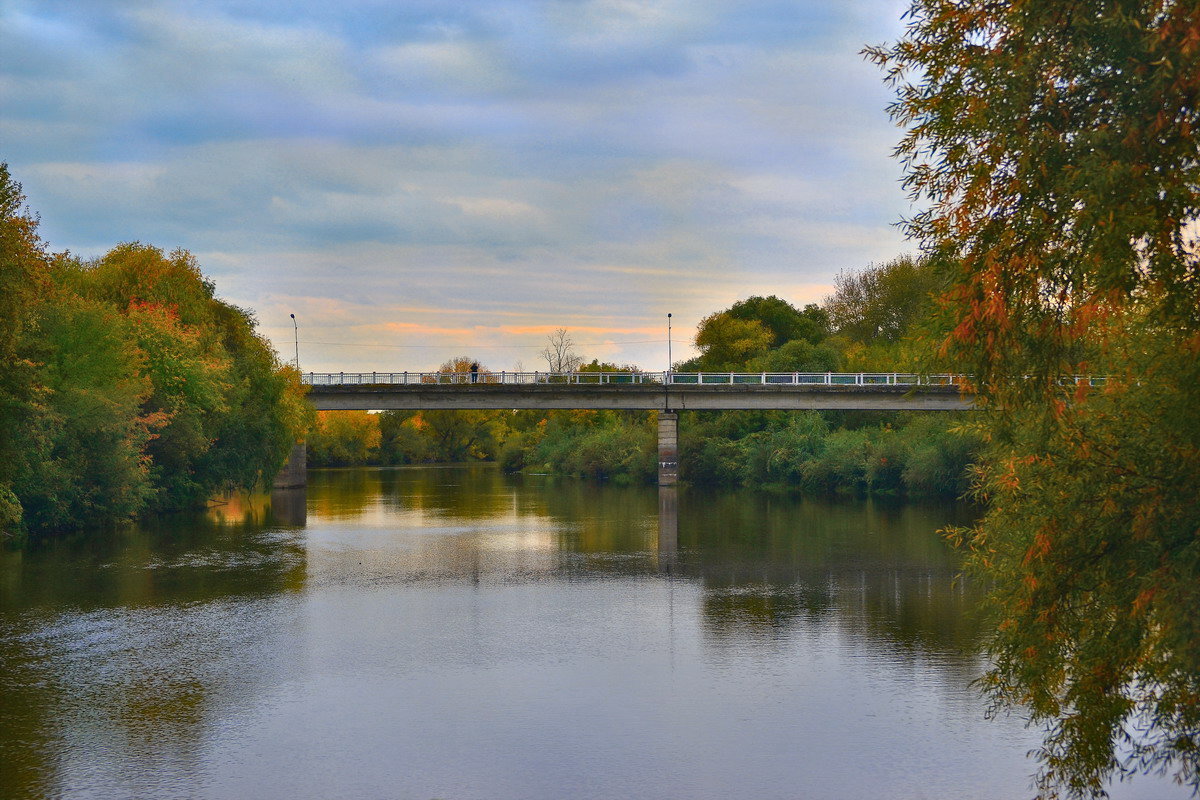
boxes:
[2,0,914,372]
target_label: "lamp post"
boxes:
[667,313,672,373]
[290,313,299,370]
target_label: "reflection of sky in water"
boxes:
[0,465,1189,800]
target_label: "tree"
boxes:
[578,359,640,373]
[12,293,155,531]
[692,312,772,370]
[428,355,492,383]
[71,243,309,502]
[406,357,507,460]
[868,3,1200,796]
[726,295,828,347]
[540,328,582,373]
[307,411,381,466]
[824,255,941,344]
[747,339,840,373]
[0,164,48,534]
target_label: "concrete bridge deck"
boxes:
[299,372,974,486]
[304,372,973,412]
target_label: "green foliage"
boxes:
[308,411,381,467]
[197,302,311,495]
[13,294,155,531]
[578,358,640,373]
[123,300,230,507]
[496,430,531,472]
[681,436,746,486]
[688,296,836,372]
[692,312,773,370]
[726,295,828,347]
[680,410,977,497]
[0,164,48,536]
[0,172,308,537]
[416,410,505,461]
[746,339,841,373]
[375,408,508,464]
[69,244,308,507]
[955,333,1200,799]
[825,255,942,345]
[869,2,1200,795]
[378,410,431,464]
[742,412,829,485]
[900,416,978,497]
[520,410,656,484]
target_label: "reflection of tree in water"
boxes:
[311,465,660,556]
[674,488,985,658]
[702,583,832,635]
[379,464,516,519]
[306,466,380,518]
[0,510,307,799]
[531,477,659,555]
[308,464,519,521]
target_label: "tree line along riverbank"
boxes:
[0,165,311,543]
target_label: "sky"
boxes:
[1,0,916,373]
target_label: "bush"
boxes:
[804,428,870,493]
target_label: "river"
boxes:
[0,465,1187,799]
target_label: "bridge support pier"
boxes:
[273,441,307,489]
[658,411,678,486]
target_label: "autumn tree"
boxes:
[12,293,156,531]
[397,356,507,461]
[824,255,941,344]
[67,243,309,505]
[0,165,48,533]
[1,215,308,534]
[868,3,1200,796]
[690,312,772,370]
[307,411,381,466]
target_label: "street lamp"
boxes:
[290,313,299,370]
[667,313,672,373]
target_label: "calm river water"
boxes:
[0,465,1187,799]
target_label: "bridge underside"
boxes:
[307,384,972,412]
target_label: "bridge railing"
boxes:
[302,371,967,387]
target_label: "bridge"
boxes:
[303,371,971,412]
[294,372,972,487]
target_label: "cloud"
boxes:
[2,0,913,372]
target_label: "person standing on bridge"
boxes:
[470,362,479,383]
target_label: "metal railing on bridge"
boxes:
[302,371,965,387]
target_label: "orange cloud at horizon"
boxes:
[497,324,660,337]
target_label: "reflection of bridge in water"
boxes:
[300,372,973,487]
